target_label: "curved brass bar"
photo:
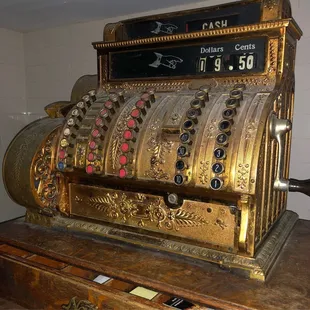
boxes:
[238,195,252,253]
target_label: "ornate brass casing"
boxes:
[3,0,304,281]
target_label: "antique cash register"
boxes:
[1,0,310,309]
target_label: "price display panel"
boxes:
[109,37,266,80]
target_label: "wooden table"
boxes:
[0,217,309,310]
[0,298,26,309]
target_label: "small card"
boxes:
[93,275,111,284]
[129,286,158,300]
[164,297,195,309]
[164,297,216,310]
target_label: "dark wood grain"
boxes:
[0,244,32,258]
[0,218,309,310]
[27,254,68,269]
[0,298,27,309]
[0,253,169,310]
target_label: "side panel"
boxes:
[2,117,63,210]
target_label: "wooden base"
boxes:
[25,209,299,281]
[0,216,310,310]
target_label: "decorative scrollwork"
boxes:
[237,163,250,190]
[83,193,207,231]
[76,144,86,167]
[145,165,170,180]
[199,161,210,184]
[109,105,132,171]
[33,133,59,208]
[264,0,277,10]
[87,192,143,220]
[145,119,173,180]
[62,297,98,310]
[147,137,173,165]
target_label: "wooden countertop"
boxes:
[0,217,309,310]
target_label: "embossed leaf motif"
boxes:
[87,193,119,218]
[153,144,162,162]
[87,193,145,222]
[146,119,173,180]
[110,138,119,170]
[147,138,173,164]
[110,105,132,171]
[174,209,208,228]
[85,192,208,232]
[145,201,208,231]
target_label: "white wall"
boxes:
[288,0,310,219]
[0,28,27,221]
[2,0,310,221]
[24,0,236,113]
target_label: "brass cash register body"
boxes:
[3,0,305,281]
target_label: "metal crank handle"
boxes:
[270,114,310,197]
[270,114,292,191]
